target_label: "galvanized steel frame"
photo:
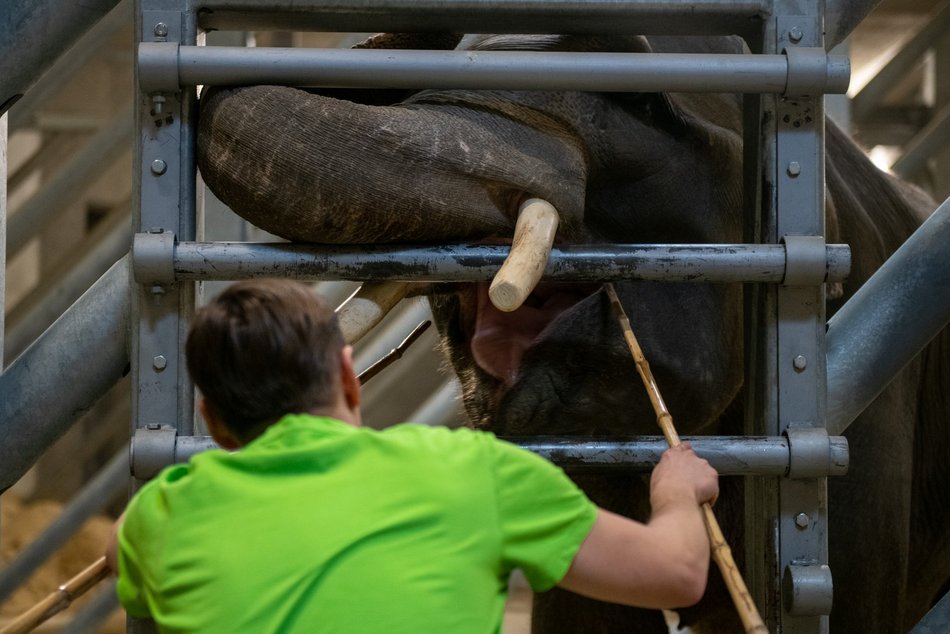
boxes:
[130,1,842,632]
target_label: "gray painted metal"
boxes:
[5,220,130,363]
[61,583,120,634]
[192,0,771,37]
[162,242,851,284]
[851,0,950,122]
[826,195,950,435]
[911,588,950,633]
[6,108,133,257]
[0,0,123,115]
[0,450,127,603]
[891,101,950,179]
[742,6,831,630]
[140,43,850,95]
[0,256,131,492]
[8,0,131,132]
[165,434,848,476]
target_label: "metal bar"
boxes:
[891,101,950,179]
[0,450,127,603]
[61,582,120,634]
[8,0,131,132]
[6,108,133,258]
[0,256,131,492]
[5,216,130,363]
[140,44,850,95]
[826,196,950,435]
[165,242,851,283]
[0,0,123,115]
[911,588,950,634]
[170,434,848,476]
[191,0,770,36]
[851,0,950,121]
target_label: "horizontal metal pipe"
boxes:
[191,0,771,36]
[0,450,127,603]
[0,0,122,115]
[171,434,847,476]
[0,256,131,492]
[827,196,950,435]
[163,242,851,284]
[140,44,850,95]
[6,109,133,257]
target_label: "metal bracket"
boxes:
[132,230,177,284]
[782,563,834,615]
[139,42,180,93]
[131,424,178,480]
[784,46,850,97]
[786,427,849,478]
[782,235,827,286]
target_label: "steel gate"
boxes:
[128,1,847,631]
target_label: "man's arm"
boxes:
[105,512,125,574]
[558,443,718,609]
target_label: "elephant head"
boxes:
[198,34,747,446]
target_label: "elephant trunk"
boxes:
[197,85,586,244]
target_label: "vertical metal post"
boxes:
[747,2,829,632]
[131,1,196,631]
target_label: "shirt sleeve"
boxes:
[489,436,598,592]
[115,469,179,619]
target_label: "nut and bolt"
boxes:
[795,512,810,529]
[151,159,167,176]
[793,355,808,372]
[153,355,167,371]
[153,23,169,39]
[788,27,804,43]
[787,161,802,177]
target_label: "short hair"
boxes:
[186,279,345,440]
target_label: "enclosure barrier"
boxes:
[132,237,852,284]
[139,44,850,96]
[133,430,849,480]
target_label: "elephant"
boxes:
[194,31,950,633]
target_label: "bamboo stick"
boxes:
[0,556,109,634]
[603,283,769,634]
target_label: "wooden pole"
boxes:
[603,283,769,634]
[0,556,109,634]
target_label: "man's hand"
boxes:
[650,442,719,510]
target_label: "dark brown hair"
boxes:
[186,279,344,441]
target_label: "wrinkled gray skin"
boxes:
[197,33,950,634]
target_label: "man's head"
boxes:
[186,278,358,445]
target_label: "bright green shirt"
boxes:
[117,415,597,633]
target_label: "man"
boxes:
[108,278,718,632]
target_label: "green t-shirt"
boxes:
[117,415,597,633]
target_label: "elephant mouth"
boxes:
[470,281,599,388]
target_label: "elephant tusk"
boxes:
[488,198,560,312]
[336,281,412,345]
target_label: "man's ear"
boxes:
[199,398,242,450]
[339,345,361,412]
